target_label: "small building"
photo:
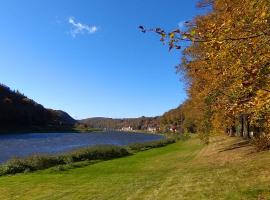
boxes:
[169,125,177,132]
[121,126,133,131]
[147,127,157,133]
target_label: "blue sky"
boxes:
[0,0,203,119]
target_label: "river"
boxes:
[0,131,163,163]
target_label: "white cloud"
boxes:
[178,21,186,29]
[68,17,98,37]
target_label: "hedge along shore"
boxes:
[0,138,177,176]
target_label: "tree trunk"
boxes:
[247,120,251,138]
[229,125,236,137]
[242,114,250,139]
[240,115,244,137]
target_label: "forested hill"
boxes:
[0,84,76,132]
[80,116,159,130]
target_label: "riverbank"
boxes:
[0,138,175,175]
[0,131,165,164]
[0,135,270,199]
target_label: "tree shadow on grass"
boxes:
[219,140,251,152]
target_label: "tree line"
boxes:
[80,116,159,130]
[141,0,270,148]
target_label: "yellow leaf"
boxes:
[261,11,266,17]
[169,33,175,39]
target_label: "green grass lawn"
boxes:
[0,136,270,200]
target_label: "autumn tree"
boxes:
[142,0,270,145]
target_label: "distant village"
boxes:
[80,116,182,134]
[120,125,178,133]
[120,126,157,133]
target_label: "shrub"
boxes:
[64,145,130,162]
[53,165,67,172]
[0,145,130,176]
[0,158,31,175]
[128,138,176,152]
[0,155,64,175]
[25,155,64,170]
[0,139,175,176]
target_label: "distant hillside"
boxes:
[80,116,160,130]
[80,108,191,132]
[159,102,197,134]
[49,110,77,125]
[0,84,76,133]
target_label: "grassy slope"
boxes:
[0,136,270,200]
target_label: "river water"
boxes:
[0,131,163,163]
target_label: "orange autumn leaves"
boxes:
[143,0,270,141]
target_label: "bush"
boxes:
[0,145,130,176]
[26,155,64,170]
[0,139,175,176]
[128,138,176,152]
[53,165,67,172]
[0,155,64,175]
[253,134,270,151]
[0,158,31,175]
[63,145,130,162]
